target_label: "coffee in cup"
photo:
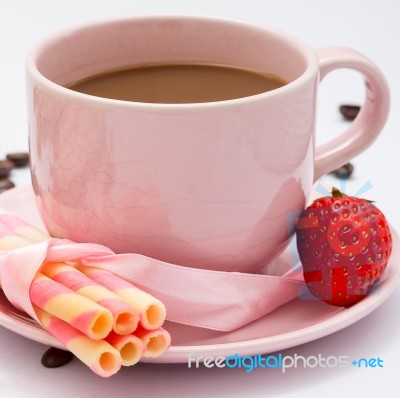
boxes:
[67,63,287,103]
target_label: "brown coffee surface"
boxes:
[67,63,286,104]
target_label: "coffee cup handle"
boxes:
[314,47,390,180]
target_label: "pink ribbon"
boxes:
[0,236,304,332]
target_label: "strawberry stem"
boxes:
[331,186,375,203]
[331,187,343,198]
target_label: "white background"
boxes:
[0,1,399,397]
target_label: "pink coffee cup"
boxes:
[26,16,389,273]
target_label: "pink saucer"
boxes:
[0,186,399,363]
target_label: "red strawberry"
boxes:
[296,187,392,307]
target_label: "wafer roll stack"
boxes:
[0,209,171,376]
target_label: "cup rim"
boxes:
[26,14,319,110]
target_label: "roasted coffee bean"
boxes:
[339,104,361,121]
[0,160,14,179]
[0,179,15,193]
[330,162,354,179]
[6,152,30,167]
[41,347,74,368]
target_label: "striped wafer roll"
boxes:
[30,272,113,340]
[134,325,171,358]
[77,266,166,330]
[41,262,140,335]
[35,307,121,377]
[105,331,144,366]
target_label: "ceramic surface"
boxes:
[27,16,390,272]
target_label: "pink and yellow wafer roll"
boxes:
[30,272,113,340]
[134,325,171,358]
[35,307,121,377]
[105,331,144,366]
[42,262,140,335]
[77,266,166,330]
